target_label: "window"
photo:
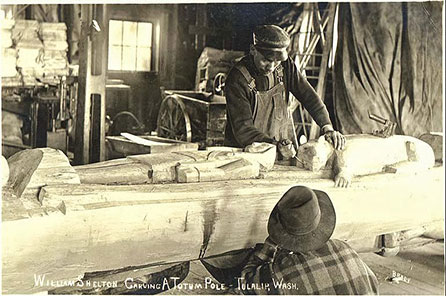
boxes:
[108,20,153,71]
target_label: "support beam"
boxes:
[309,3,337,139]
[74,4,108,164]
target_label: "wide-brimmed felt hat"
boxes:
[253,25,290,61]
[268,186,336,253]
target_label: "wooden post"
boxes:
[74,4,108,164]
[309,3,337,140]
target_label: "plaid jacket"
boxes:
[240,239,379,295]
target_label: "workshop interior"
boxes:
[0,2,444,295]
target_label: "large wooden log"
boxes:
[176,158,260,183]
[74,158,151,185]
[1,154,9,186]
[2,166,443,294]
[297,135,435,187]
[419,132,443,162]
[7,148,80,199]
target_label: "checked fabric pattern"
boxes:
[241,239,379,295]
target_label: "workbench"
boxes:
[2,158,444,294]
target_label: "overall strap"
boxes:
[275,64,284,83]
[235,64,257,92]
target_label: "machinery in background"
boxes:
[2,76,77,158]
[156,47,244,148]
[156,90,226,148]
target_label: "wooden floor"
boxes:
[359,240,445,295]
[161,240,444,295]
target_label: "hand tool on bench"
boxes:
[368,111,397,138]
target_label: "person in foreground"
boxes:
[240,186,379,295]
[224,24,346,155]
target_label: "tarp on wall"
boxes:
[334,2,443,137]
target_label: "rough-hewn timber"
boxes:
[2,165,443,294]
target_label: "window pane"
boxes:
[136,46,151,71]
[109,20,122,45]
[108,45,122,70]
[137,22,152,46]
[122,46,136,71]
[122,21,137,46]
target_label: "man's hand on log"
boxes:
[324,130,346,150]
[334,172,351,188]
[277,139,296,159]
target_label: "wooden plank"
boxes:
[308,3,336,139]
[74,5,108,164]
[121,132,176,146]
[106,135,199,156]
[359,241,444,295]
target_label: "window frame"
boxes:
[107,18,158,73]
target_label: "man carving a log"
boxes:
[224,24,346,157]
[240,186,379,294]
[297,134,436,187]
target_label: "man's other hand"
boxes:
[324,130,346,150]
[278,139,296,159]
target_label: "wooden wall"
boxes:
[106,4,179,131]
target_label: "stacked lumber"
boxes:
[1,19,21,86]
[13,20,44,86]
[1,19,14,48]
[40,22,69,84]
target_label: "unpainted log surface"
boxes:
[2,166,444,294]
[419,132,443,161]
[176,158,260,183]
[1,155,9,186]
[298,135,435,177]
[48,262,190,295]
[6,148,80,199]
[75,158,151,185]
[7,149,43,198]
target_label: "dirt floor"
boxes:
[161,240,444,295]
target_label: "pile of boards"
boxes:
[1,19,20,86]
[1,19,69,87]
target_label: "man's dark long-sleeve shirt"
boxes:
[224,55,332,148]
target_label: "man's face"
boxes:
[251,47,281,75]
